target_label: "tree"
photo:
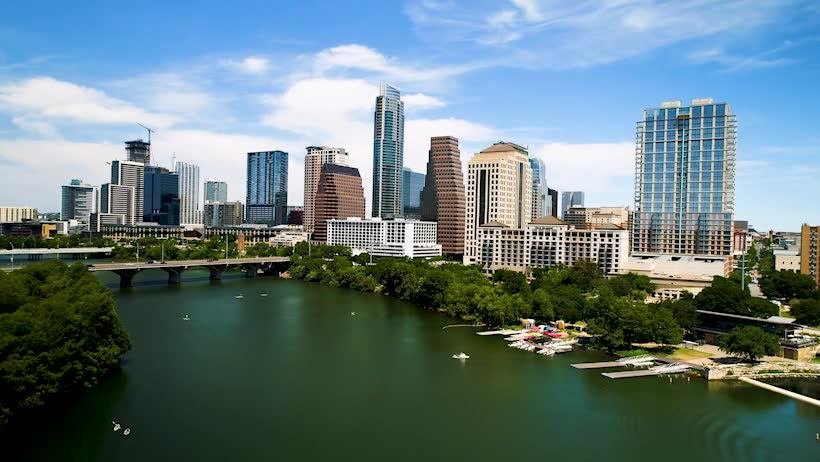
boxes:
[741,297,779,318]
[718,326,780,361]
[566,260,603,291]
[492,269,529,295]
[790,299,820,326]
[659,295,698,331]
[694,277,747,313]
[606,273,655,297]
[759,270,817,301]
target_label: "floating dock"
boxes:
[571,361,625,369]
[602,369,666,379]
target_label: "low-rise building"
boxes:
[621,253,730,300]
[474,216,629,276]
[562,206,629,230]
[774,249,801,272]
[102,223,185,241]
[326,218,441,258]
[0,206,39,223]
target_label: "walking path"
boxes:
[739,377,820,408]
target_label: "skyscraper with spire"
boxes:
[372,83,404,219]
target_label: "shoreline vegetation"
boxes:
[0,261,131,427]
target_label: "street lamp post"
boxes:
[136,242,140,261]
[161,242,165,263]
[9,242,14,269]
[224,235,228,260]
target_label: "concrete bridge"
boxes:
[0,247,114,260]
[88,256,291,287]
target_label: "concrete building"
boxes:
[561,191,585,218]
[125,139,150,165]
[774,250,801,272]
[372,84,405,219]
[287,207,304,225]
[303,146,348,234]
[632,99,736,256]
[61,179,98,229]
[464,142,532,265]
[402,168,425,219]
[110,160,144,224]
[204,181,228,203]
[547,188,558,218]
[732,220,750,255]
[800,224,819,287]
[175,161,200,224]
[313,164,366,242]
[144,166,180,226]
[529,157,547,220]
[474,216,628,276]
[563,206,629,230]
[620,253,730,300]
[420,136,466,256]
[203,201,244,227]
[246,151,288,226]
[268,226,310,247]
[89,213,125,232]
[100,183,135,226]
[327,218,441,258]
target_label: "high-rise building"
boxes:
[547,188,558,218]
[561,191,585,218]
[313,164,365,242]
[100,183,134,224]
[203,201,244,227]
[61,179,98,227]
[246,150,288,226]
[175,161,200,224]
[144,166,180,225]
[303,146,349,234]
[402,168,425,219]
[0,206,38,223]
[110,160,144,224]
[204,181,228,203]
[800,224,819,287]
[125,140,151,165]
[420,136,466,255]
[529,158,547,220]
[632,99,736,256]
[464,142,532,265]
[372,83,405,219]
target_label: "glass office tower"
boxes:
[632,99,736,256]
[144,166,180,225]
[372,84,405,219]
[401,167,425,219]
[246,150,288,225]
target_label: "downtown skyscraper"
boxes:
[561,191,585,218]
[303,146,348,234]
[420,136,466,256]
[246,150,288,226]
[372,83,404,219]
[175,161,200,224]
[402,167,425,219]
[61,179,98,228]
[528,157,547,220]
[632,99,736,256]
[204,181,228,203]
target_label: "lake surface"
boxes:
[4,270,819,461]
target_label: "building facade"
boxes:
[547,188,558,218]
[100,182,135,226]
[326,218,441,258]
[402,168,425,219]
[529,157,547,220]
[175,161,200,224]
[125,139,150,165]
[561,191,585,218]
[800,224,819,287]
[204,181,228,203]
[303,146,348,233]
[420,136,466,255]
[563,206,629,230]
[246,151,288,226]
[61,179,98,228]
[144,166,180,225]
[0,206,39,223]
[203,201,244,227]
[372,84,405,219]
[89,213,125,232]
[464,142,532,265]
[313,164,366,242]
[474,217,628,276]
[632,99,736,256]
[110,160,144,224]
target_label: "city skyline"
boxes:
[0,1,819,230]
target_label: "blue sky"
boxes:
[0,0,818,230]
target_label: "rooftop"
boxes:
[529,216,566,226]
[479,141,528,155]
[697,309,805,327]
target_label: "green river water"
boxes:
[3,269,819,461]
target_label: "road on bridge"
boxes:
[88,256,290,271]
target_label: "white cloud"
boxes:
[107,73,215,117]
[0,77,176,129]
[11,116,57,137]
[221,56,270,74]
[688,45,797,72]
[510,0,543,22]
[403,93,446,110]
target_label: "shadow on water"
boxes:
[1,368,130,462]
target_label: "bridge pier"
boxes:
[163,267,185,284]
[242,263,260,278]
[206,265,224,281]
[113,269,140,288]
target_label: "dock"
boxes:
[571,361,624,369]
[602,369,666,379]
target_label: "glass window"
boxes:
[692,106,702,118]
[716,104,726,116]
[703,140,712,150]
[657,131,665,141]
[704,105,714,117]
[714,139,724,150]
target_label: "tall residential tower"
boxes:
[246,150,288,226]
[632,99,736,256]
[204,181,228,203]
[61,179,98,228]
[175,161,200,224]
[420,136,466,255]
[529,157,547,220]
[303,146,349,234]
[372,84,404,219]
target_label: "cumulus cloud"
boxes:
[403,93,446,110]
[221,56,270,74]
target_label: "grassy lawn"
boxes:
[812,357,820,364]
[659,347,713,361]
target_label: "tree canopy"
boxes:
[694,277,778,318]
[759,270,817,301]
[718,326,780,361]
[0,261,131,426]
[790,298,820,326]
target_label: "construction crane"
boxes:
[137,123,155,144]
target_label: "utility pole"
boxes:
[9,242,14,269]
[136,242,140,261]
[225,235,228,260]
[161,242,165,263]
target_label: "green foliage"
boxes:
[0,261,131,426]
[658,296,698,330]
[492,269,530,295]
[606,273,656,298]
[790,299,820,326]
[759,270,817,301]
[694,277,777,318]
[757,247,774,275]
[0,235,114,250]
[718,326,780,361]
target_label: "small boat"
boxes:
[113,422,121,432]
[351,312,356,316]
[182,315,191,321]
[123,428,131,436]
[260,293,268,297]
[452,352,470,360]
[235,295,244,299]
